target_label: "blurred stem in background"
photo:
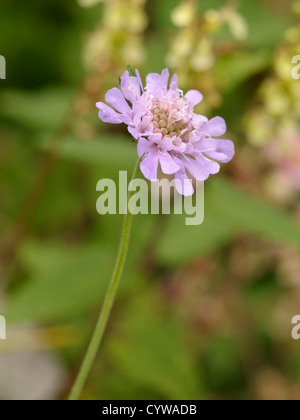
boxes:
[68,157,141,401]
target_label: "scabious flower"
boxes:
[96,68,235,195]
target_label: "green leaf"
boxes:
[0,87,73,129]
[38,133,137,171]
[239,0,293,49]
[214,50,271,93]
[158,178,300,266]
[210,178,300,247]
[158,208,236,266]
[6,242,138,323]
[107,291,202,399]
[203,335,244,392]
[126,64,135,77]
[6,212,156,324]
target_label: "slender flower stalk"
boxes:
[68,158,140,401]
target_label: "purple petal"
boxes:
[148,133,163,144]
[175,170,194,196]
[137,137,150,157]
[96,102,123,124]
[204,139,235,163]
[135,69,144,93]
[185,90,203,106]
[170,74,179,89]
[132,102,147,126]
[159,137,173,151]
[138,115,153,135]
[146,69,169,95]
[193,137,217,152]
[184,156,210,181]
[159,153,180,175]
[194,152,220,175]
[192,114,208,129]
[120,71,142,103]
[201,116,227,137]
[183,142,195,154]
[140,150,159,181]
[166,74,180,100]
[127,125,140,140]
[105,88,132,115]
[172,137,187,153]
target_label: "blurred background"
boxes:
[0,0,300,400]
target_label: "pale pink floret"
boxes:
[96,69,235,196]
[265,132,300,190]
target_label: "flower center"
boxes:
[151,98,193,142]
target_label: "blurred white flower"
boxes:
[224,10,248,41]
[78,0,104,7]
[171,0,196,27]
[190,38,215,72]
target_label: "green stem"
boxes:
[68,158,140,400]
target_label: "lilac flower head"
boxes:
[96,68,235,195]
